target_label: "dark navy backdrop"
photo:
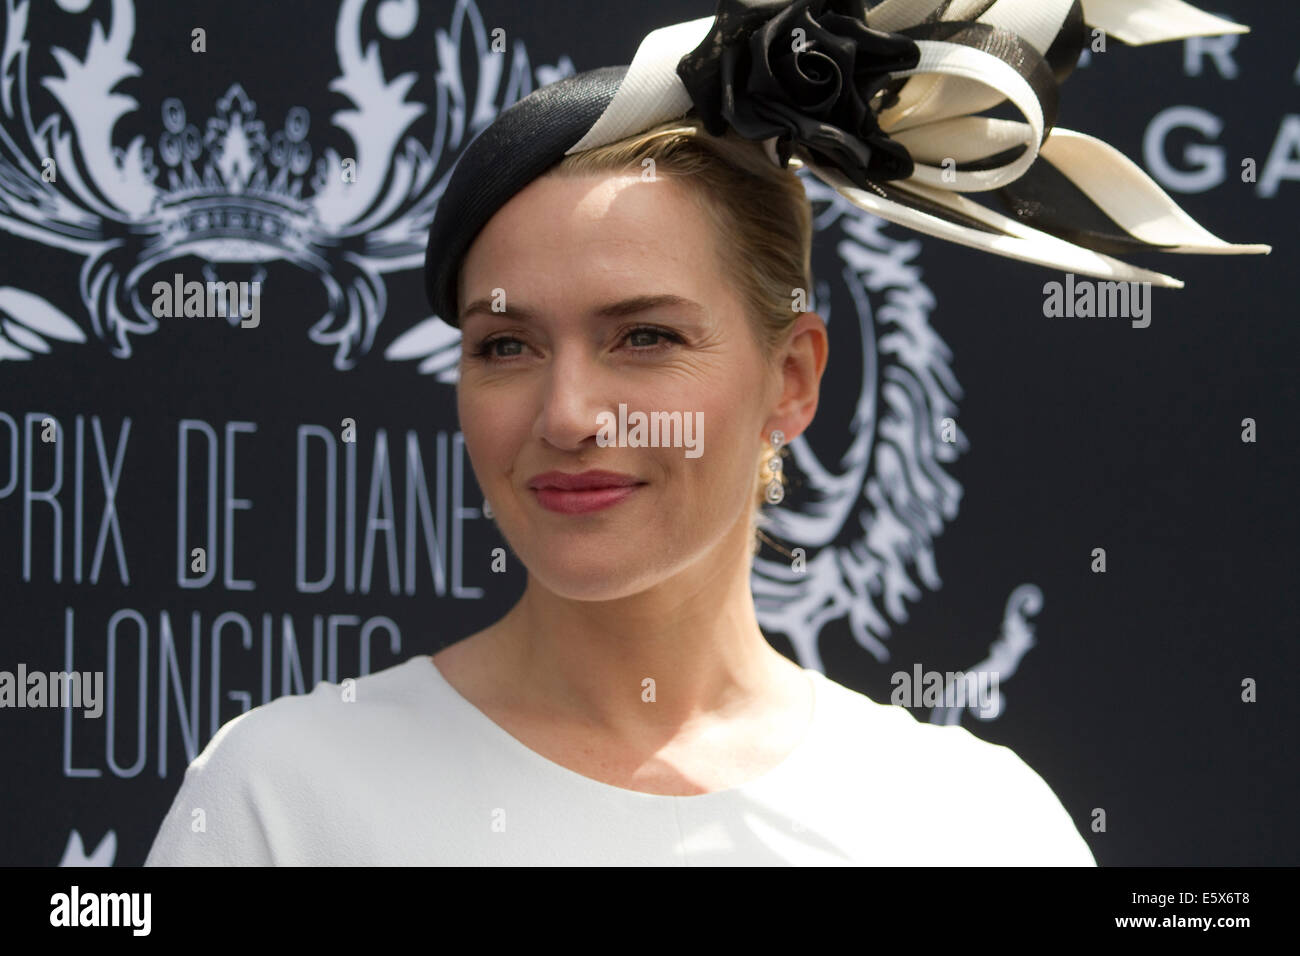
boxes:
[0,0,1294,866]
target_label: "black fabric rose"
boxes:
[676,0,920,187]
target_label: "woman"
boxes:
[146,0,1265,866]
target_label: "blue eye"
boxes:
[468,325,684,363]
[473,335,524,359]
[624,326,682,349]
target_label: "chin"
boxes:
[527,559,667,602]
[508,525,683,601]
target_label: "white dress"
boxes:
[144,655,1096,866]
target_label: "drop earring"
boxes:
[764,429,785,504]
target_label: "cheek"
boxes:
[457,386,518,480]
[678,395,760,504]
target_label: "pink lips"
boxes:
[527,470,645,515]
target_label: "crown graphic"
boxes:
[149,86,319,256]
[0,0,568,366]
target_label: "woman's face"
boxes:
[456,171,784,601]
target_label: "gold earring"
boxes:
[764,429,785,504]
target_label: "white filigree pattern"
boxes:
[0,0,571,367]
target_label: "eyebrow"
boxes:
[459,293,705,325]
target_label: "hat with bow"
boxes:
[425,0,1270,326]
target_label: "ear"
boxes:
[764,310,828,442]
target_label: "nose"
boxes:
[531,343,610,453]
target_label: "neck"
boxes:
[487,512,793,739]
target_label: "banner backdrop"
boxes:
[0,0,1295,866]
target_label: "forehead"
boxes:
[458,172,728,313]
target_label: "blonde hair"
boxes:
[548,117,811,528]
[549,116,813,357]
